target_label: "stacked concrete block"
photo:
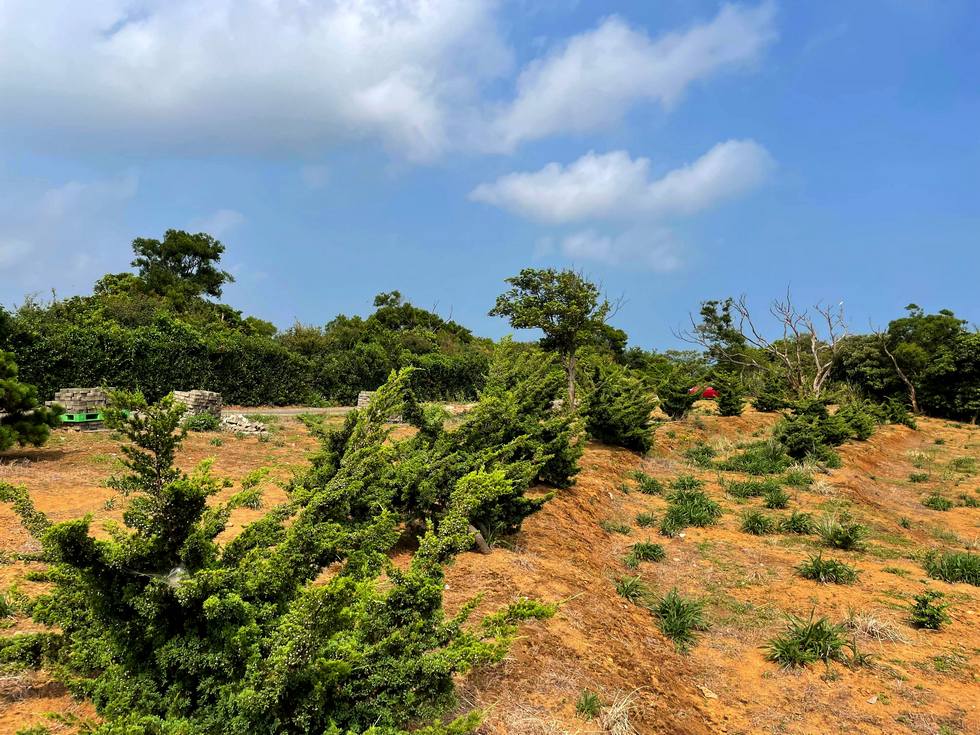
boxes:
[173,390,223,418]
[356,391,375,408]
[220,414,268,436]
[49,387,113,414]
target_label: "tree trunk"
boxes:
[879,334,919,413]
[468,525,491,554]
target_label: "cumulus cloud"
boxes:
[470,139,774,224]
[0,2,775,161]
[487,2,776,151]
[559,229,682,271]
[0,0,510,162]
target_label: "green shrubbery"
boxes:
[910,590,951,629]
[923,550,980,586]
[660,487,722,536]
[796,553,859,584]
[582,360,655,452]
[0,351,62,452]
[713,371,745,417]
[0,361,572,734]
[181,411,221,432]
[766,614,846,667]
[717,440,792,475]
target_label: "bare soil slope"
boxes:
[1,408,978,735]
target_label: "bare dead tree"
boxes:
[871,324,919,414]
[679,290,848,399]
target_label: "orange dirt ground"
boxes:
[1,407,978,735]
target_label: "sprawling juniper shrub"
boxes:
[0,365,566,735]
[582,360,656,452]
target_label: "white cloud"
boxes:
[470,139,774,224]
[0,0,510,162]
[189,209,245,238]
[560,229,681,271]
[487,2,776,151]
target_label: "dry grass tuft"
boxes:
[843,609,909,644]
[598,690,641,735]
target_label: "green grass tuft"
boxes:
[796,553,859,584]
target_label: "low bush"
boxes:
[765,613,847,667]
[741,510,776,535]
[923,550,980,586]
[181,411,221,432]
[763,486,791,509]
[796,553,859,584]
[600,519,632,535]
[717,440,792,475]
[909,590,951,630]
[635,512,656,528]
[753,371,788,413]
[670,474,704,491]
[726,478,782,499]
[909,472,930,483]
[782,467,814,487]
[660,489,722,536]
[615,575,651,604]
[817,515,868,550]
[650,589,707,651]
[684,442,716,468]
[779,511,815,534]
[922,493,953,511]
[624,541,666,569]
[629,471,664,495]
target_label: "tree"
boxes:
[682,292,847,399]
[0,351,62,452]
[714,370,745,417]
[582,360,655,451]
[131,229,234,300]
[489,269,611,410]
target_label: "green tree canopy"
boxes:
[489,268,611,408]
[0,351,62,452]
[131,229,234,300]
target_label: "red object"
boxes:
[688,386,718,399]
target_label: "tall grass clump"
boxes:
[779,511,815,534]
[741,510,776,535]
[923,550,980,586]
[684,442,716,468]
[624,541,666,569]
[763,486,791,509]
[717,440,792,475]
[796,553,859,584]
[650,589,708,651]
[765,613,847,667]
[725,478,781,500]
[817,515,868,550]
[629,470,664,495]
[660,488,722,536]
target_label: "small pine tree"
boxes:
[583,360,656,452]
[657,375,699,420]
[753,370,787,413]
[0,351,62,452]
[714,371,745,417]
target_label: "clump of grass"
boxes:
[629,470,664,495]
[624,541,666,569]
[843,610,908,643]
[615,575,651,604]
[725,478,781,500]
[209,437,224,447]
[765,613,846,667]
[907,450,932,469]
[635,512,656,528]
[958,493,979,508]
[899,517,912,529]
[650,588,707,651]
[718,440,793,475]
[763,486,791,509]
[934,438,946,445]
[908,472,930,483]
[684,442,716,468]
[670,474,704,491]
[782,466,814,487]
[600,519,632,535]
[660,488,722,536]
[922,493,953,511]
[741,510,776,535]
[950,456,977,474]
[796,553,859,584]
[816,515,868,550]
[575,689,602,719]
[0,593,11,619]
[780,511,815,534]
[923,550,980,586]
[910,590,951,630]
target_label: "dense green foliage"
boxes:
[3,235,490,406]
[909,590,951,630]
[581,359,655,452]
[0,362,572,734]
[0,350,62,452]
[713,370,745,416]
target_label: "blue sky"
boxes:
[1,1,977,348]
